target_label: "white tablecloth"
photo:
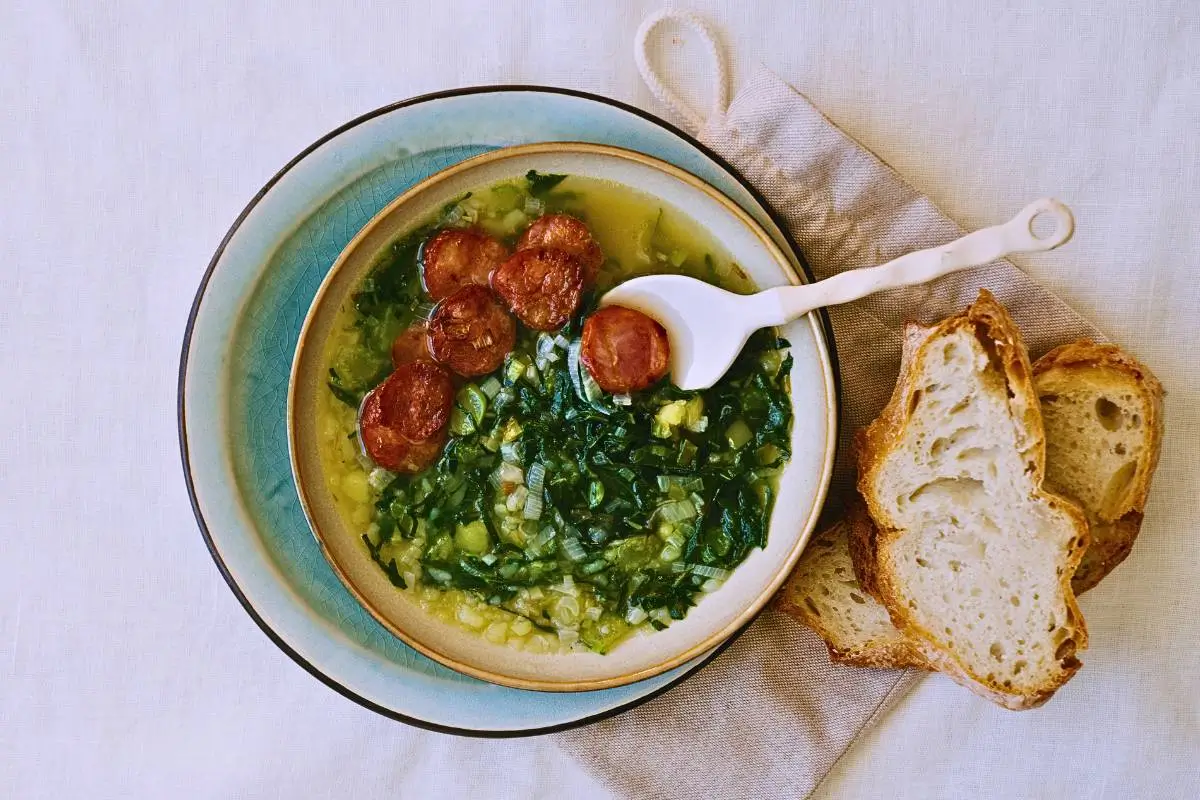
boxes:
[4,1,1198,797]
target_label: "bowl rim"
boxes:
[287,140,838,691]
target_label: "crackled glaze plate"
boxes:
[179,86,836,734]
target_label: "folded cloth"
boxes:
[557,11,1101,800]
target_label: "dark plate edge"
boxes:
[177,84,842,738]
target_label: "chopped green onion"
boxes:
[367,468,394,491]
[531,525,557,553]
[491,462,523,488]
[612,393,633,406]
[458,384,487,425]
[756,443,782,466]
[524,363,541,387]
[656,498,697,523]
[656,400,688,426]
[505,355,528,384]
[500,418,522,442]
[671,562,731,580]
[567,339,586,398]
[760,349,784,377]
[581,370,603,402]
[726,419,753,449]
[561,535,587,562]
[479,376,502,399]
[526,462,546,495]
[500,441,521,464]
[648,608,672,627]
[587,480,605,509]
[625,606,649,625]
[580,558,607,575]
[554,334,571,349]
[448,407,475,436]
[522,493,544,520]
[506,485,527,512]
[650,418,674,439]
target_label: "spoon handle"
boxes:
[767,198,1074,322]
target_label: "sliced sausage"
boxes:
[491,247,584,331]
[360,424,447,475]
[391,322,432,367]
[421,228,510,301]
[427,285,517,377]
[517,214,603,285]
[580,305,671,393]
[358,360,455,473]
[364,360,454,442]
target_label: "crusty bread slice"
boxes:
[776,506,928,669]
[857,289,1090,709]
[1034,340,1164,592]
[779,336,1163,690]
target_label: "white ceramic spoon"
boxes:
[600,198,1075,390]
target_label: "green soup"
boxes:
[318,172,793,654]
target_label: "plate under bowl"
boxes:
[289,142,837,691]
[181,85,838,733]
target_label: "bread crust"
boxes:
[856,290,1090,709]
[1034,339,1164,593]
[845,495,882,601]
[775,519,930,670]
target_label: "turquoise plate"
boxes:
[179,86,833,735]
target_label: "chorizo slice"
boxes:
[358,360,455,473]
[427,285,517,377]
[360,424,447,475]
[390,321,432,367]
[490,247,584,331]
[517,214,603,285]
[421,228,510,301]
[580,305,671,393]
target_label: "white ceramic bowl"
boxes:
[288,142,837,691]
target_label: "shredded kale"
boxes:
[327,368,363,409]
[525,169,568,197]
[362,532,408,589]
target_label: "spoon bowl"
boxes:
[603,198,1075,390]
[600,276,782,390]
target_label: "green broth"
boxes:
[318,173,792,653]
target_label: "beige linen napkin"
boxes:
[557,11,1102,799]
